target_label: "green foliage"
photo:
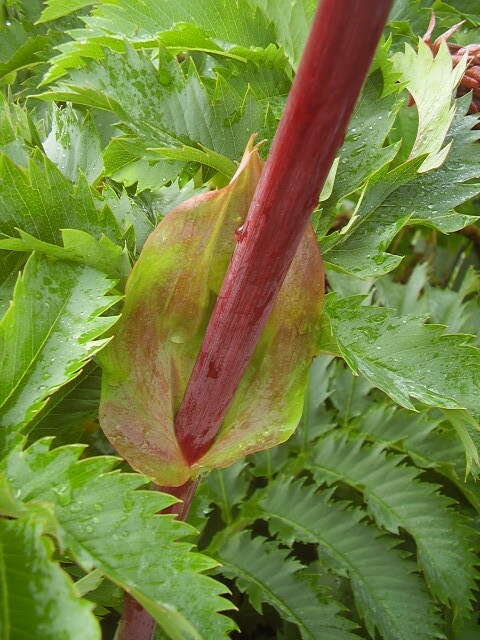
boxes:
[308,433,477,613]
[0,516,99,639]
[1,1,480,638]
[217,532,360,640]
[256,478,443,640]
[0,254,119,453]
[0,438,236,639]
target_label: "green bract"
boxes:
[99,139,324,485]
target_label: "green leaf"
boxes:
[0,517,99,639]
[42,103,103,183]
[0,150,121,245]
[103,137,185,192]
[0,93,37,167]
[0,251,26,317]
[217,532,360,640]
[322,99,480,278]
[38,0,95,23]
[26,363,101,446]
[249,0,317,67]
[392,40,466,171]
[259,478,442,640]
[0,228,130,280]
[39,46,269,162]
[323,294,480,415]
[350,402,480,511]
[309,432,478,614]
[1,439,236,639]
[70,0,274,48]
[0,254,119,452]
[206,461,249,525]
[322,73,402,217]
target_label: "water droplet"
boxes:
[5,21,11,27]
[85,524,93,534]
[235,223,248,242]
[169,334,186,344]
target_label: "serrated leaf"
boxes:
[249,0,317,67]
[393,39,466,171]
[0,517,99,639]
[322,73,402,215]
[259,478,442,640]
[42,103,103,183]
[322,99,480,278]
[103,136,187,192]
[217,532,359,640]
[39,46,269,163]
[75,0,274,48]
[0,228,130,280]
[38,0,95,23]
[0,252,26,317]
[349,402,480,512]
[1,439,236,640]
[309,433,478,613]
[26,363,101,446]
[0,149,122,245]
[0,254,119,453]
[206,461,249,525]
[323,293,480,415]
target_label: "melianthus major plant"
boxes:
[0,0,480,639]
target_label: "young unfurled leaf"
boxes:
[99,139,324,485]
[392,39,466,171]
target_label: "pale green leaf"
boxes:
[393,39,466,171]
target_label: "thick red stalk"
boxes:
[116,479,198,640]
[175,0,393,464]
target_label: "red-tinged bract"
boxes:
[99,139,324,485]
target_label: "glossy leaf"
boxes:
[0,517,99,640]
[0,254,119,453]
[0,439,236,639]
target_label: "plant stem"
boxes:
[116,479,199,640]
[175,0,394,464]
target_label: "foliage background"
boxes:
[0,0,480,638]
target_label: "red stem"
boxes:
[175,0,393,464]
[116,479,199,640]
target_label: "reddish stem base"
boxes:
[116,479,199,640]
